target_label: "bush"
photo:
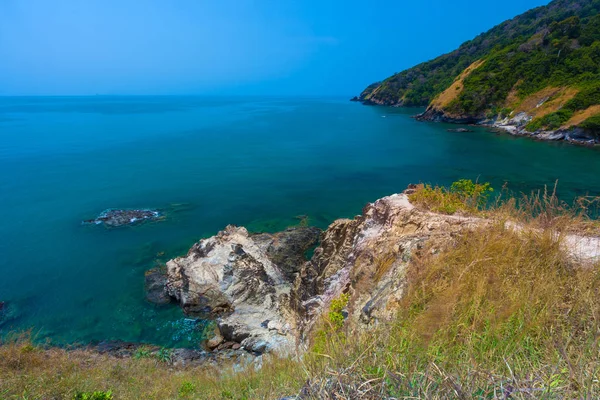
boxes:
[74,391,113,400]
[581,114,600,135]
[409,179,493,214]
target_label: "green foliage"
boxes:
[526,83,600,130]
[311,293,350,354]
[328,293,350,331]
[450,179,494,205]
[360,0,600,121]
[409,179,494,214]
[133,346,152,360]
[155,347,172,363]
[581,113,600,133]
[73,391,113,400]
[178,381,196,398]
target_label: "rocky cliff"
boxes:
[163,190,492,357]
[163,188,600,360]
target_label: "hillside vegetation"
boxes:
[3,182,600,399]
[358,0,600,136]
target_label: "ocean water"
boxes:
[1,96,599,348]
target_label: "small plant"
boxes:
[155,347,173,364]
[328,293,350,331]
[73,391,113,400]
[178,381,196,397]
[133,346,152,359]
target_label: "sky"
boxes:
[0,0,551,96]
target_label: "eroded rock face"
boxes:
[294,193,484,338]
[165,194,487,356]
[166,225,320,355]
[252,227,321,281]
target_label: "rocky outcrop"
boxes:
[491,114,599,145]
[163,189,600,361]
[293,192,484,340]
[416,105,484,125]
[166,226,320,355]
[164,192,487,356]
[416,108,599,146]
[83,209,162,227]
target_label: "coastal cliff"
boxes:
[163,186,600,362]
[356,0,600,143]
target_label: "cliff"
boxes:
[163,186,600,359]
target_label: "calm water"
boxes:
[1,96,599,347]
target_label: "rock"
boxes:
[83,209,162,227]
[447,128,473,133]
[206,330,224,350]
[0,301,19,327]
[170,348,208,367]
[294,191,485,336]
[252,227,321,281]
[95,340,156,358]
[144,268,172,304]
[166,225,304,356]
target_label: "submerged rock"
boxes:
[0,301,19,327]
[447,127,473,133]
[144,268,172,304]
[83,209,162,227]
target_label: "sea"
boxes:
[1,96,599,347]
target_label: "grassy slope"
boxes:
[3,184,600,399]
[360,0,600,135]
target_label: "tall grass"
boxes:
[300,222,600,398]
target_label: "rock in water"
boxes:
[0,301,19,327]
[447,128,473,133]
[83,209,161,227]
[145,268,172,304]
[166,226,320,355]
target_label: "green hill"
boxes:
[357,0,600,137]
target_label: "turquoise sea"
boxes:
[1,96,599,348]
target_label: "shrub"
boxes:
[581,114,600,135]
[178,381,196,397]
[409,179,493,214]
[74,391,113,400]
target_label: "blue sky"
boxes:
[0,0,550,96]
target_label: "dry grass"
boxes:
[373,252,397,282]
[301,220,600,398]
[431,59,485,110]
[562,105,600,128]
[504,80,524,108]
[0,338,305,399]
[512,86,579,119]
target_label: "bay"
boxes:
[1,96,598,347]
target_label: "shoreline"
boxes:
[409,106,600,147]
